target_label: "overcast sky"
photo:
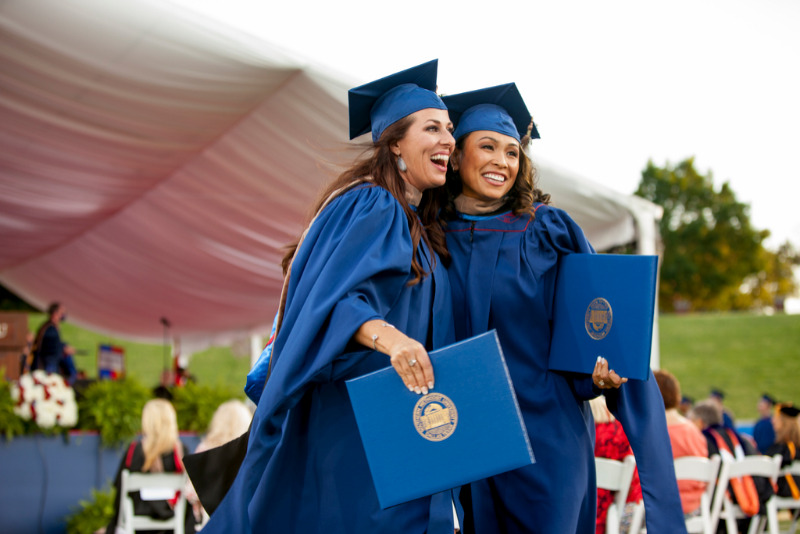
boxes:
[167,0,800,250]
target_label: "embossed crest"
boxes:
[413,393,458,442]
[585,297,612,340]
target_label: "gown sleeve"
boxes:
[261,185,414,404]
[244,313,278,404]
[530,205,598,400]
[605,374,686,532]
[537,205,687,532]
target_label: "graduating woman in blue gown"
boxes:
[438,84,686,533]
[201,61,460,534]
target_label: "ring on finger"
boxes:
[599,380,605,387]
[408,359,417,367]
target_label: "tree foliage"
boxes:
[732,242,800,311]
[635,158,796,312]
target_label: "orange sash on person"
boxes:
[783,442,800,499]
[710,428,761,516]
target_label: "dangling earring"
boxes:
[397,156,407,172]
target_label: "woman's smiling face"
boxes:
[453,130,520,201]
[392,108,454,191]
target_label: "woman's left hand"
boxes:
[593,356,627,390]
[353,319,434,394]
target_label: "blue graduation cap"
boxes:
[442,83,539,143]
[348,60,447,142]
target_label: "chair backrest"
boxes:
[779,460,800,479]
[119,469,187,534]
[596,455,637,500]
[596,455,637,534]
[710,454,782,532]
[764,458,800,534]
[675,454,721,498]
[725,455,783,480]
[674,455,721,534]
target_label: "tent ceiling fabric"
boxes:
[0,0,661,347]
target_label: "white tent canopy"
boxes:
[0,0,662,354]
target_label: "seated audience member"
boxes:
[753,394,777,453]
[185,400,253,526]
[591,396,642,534]
[765,403,800,499]
[691,400,756,457]
[654,369,708,516]
[709,388,736,430]
[679,395,694,418]
[106,398,195,534]
[692,399,774,525]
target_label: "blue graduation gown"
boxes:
[753,417,776,453]
[204,185,457,534]
[445,204,685,534]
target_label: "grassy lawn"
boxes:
[659,312,800,421]
[24,311,800,421]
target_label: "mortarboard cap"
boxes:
[442,83,539,143]
[778,404,800,418]
[348,60,447,142]
[710,388,725,400]
[761,393,777,405]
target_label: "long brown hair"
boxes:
[775,405,800,448]
[438,134,550,222]
[281,115,449,284]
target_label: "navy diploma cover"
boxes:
[548,253,658,381]
[346,330,535,508]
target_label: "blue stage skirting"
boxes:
[0,432,199,534]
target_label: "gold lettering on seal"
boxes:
[585,298,613,340]
[413,393,458,442]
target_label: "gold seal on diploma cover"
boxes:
[585,298,612,340]
[413,393,458,442]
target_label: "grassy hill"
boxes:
[24,311,800,421]
[659,312,800,421]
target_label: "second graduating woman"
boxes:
[439,83,685,533]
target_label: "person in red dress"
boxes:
[591,396,643,534]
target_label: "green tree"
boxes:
[635,158,769,312]
[728,241,799,311]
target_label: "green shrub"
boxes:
[173,381,239,433]
[77,378,151,446]
[0,375,25,440]
[65,486,116,534]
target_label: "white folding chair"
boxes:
[627,499,646,534]
[596,455,637,534]
[763,459,800,534]
[674,455,722,534]
[710,455,782,534]
[118,469,188,534]
[624,455,720,534]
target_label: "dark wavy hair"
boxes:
[437,133,550,222]
[282,115,449,285]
